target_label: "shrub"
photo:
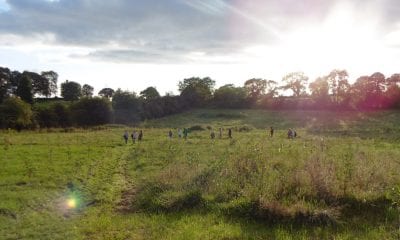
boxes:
[34,104,58,128]
[70,97,112,126]
[53,102,71,127]
[33,101,71,128]
[0,97,33,130]
[188,125,205,131]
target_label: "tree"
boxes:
[309,77,330,107]
[265,80,278,98]
[326,69,350,105]
[61,80,82,101]
[140,87,160,101]
[309,77,329,98]
[16,74,33,104]
[0,97,33,130]
[244,78,269,105]
[213,84,247,108]
[52,102,71,127]
[0,67,11,103]
[23,70,58,98]
[112,89,142,123]
[281,72,308,97]
[98,88,115,98]
[70,97,112,126]
[178,77,215,107]
[25,71,48,97]
[82,84,94,98]
[34,102,71,128]
[351,73,386,109]
[41,71,58,97]
[369,72,386,94]
[385,74,400,108]
[245,78,278,107]
[387,74,400,87]
[9,71,22,95]
[34,103,58,128]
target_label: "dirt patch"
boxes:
[116,186,137,213]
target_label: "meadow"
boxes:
[1,109,400,239]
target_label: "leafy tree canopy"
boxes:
[140,86,160,101]
[98,88,115,98]
[282,72,309,97]
[82,84,94,98]
[178,77,215,107]
[61,80,82,101]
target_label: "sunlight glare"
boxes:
[244,1,382,78]
[67,198,77,209]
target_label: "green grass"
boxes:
[142,109,400,140]
[1,109,400,239]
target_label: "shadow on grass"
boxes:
[123,183,398,229]
[222,196,397,228]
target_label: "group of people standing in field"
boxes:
[209,128,232,139]
[269,126,297,139]
[123,130,143,144]
[169,128,189,139]
[123,126,297,144]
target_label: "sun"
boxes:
[243,1,382,79]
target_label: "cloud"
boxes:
[0,0,399,63]
[1,1,234,48]
[86,49,185,63]
[0,0,277,62]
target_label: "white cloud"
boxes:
[0,0,399,94]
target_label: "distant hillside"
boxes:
[141,109,400,140]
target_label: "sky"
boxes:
[0,0,399,95]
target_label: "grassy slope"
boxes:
[1,109,400,239]
[142,109,400,139]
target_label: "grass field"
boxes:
[1,109,400,239]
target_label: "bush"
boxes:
[188,125,205,131]
[199,112,246,119]
[34,104,58,128]
[0,97,33,130]
[112,89,142,124]
[70,97,112,126]
[34,102,71,128]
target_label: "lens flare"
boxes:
[67,198,77,209]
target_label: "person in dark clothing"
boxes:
[138,130,143,141]
[210,130,215,139]
[183,128,188,140]
[287,129,293,139]
[168,130,173,139]
[228,128,232,138]
[270,127,274,137]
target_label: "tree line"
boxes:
[1,65,400,130]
